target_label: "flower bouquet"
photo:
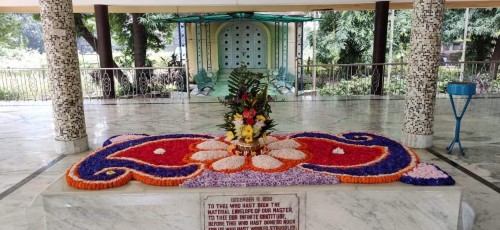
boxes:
[218,65,276,156]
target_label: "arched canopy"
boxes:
[164,12,319,23]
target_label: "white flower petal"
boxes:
[212,156,246,171]
[154,148,166,155]
[252,155,283,170]
[264,136,279,145]
[268,149,306,160]
[191,151,229,161]
[110,134,146,143]
[267,139,301,150]
[332,147,345,154]
[196,140,229,150]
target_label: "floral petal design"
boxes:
[268,149,307,160]
[332,147,345,154]
[154,148,166,155]
[103,134,149,146]
[400,163,455,186]
[293,132,419,184]
[182,168,340,188]
[212,156,246,171]
[66,134,213,190]
[196,140,229,150]
[252,155,283,170]
[267,139,301,150]
[191,151,229,161]
[264,136,279,144]
[68,132,456,189]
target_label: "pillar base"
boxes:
[401,132,433,149]
[55,136,89,155]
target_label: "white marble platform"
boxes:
[39,175,462,230]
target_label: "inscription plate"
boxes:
[203,194,299,230]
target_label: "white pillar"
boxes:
[39,0,89,154]
[402,0,445,148]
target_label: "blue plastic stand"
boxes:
[446,82,476,155]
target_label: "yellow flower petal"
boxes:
[226,131,235,140]
[245,136,253,143]
[256,115,266,121]
[242,125,253,137]
[233,113,243,119]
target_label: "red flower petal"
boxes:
[246,118,255,125]
[297,137,386,167]
[111,139,202,166]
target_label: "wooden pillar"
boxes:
[95,4,115,98]
[371,1,390,95]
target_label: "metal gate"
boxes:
[219,22,267,69]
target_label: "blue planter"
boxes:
[447,82,476,96]
[446,82,476,155]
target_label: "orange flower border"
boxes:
[65,132,425,190]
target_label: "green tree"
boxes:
[0,14,24,51]
[443,8,500,61]
[109,13,176,67]
[73,13,176,88]
[390,10,412,62]
[17,14,44,52]
[310,10,411,65]
[311,11,374,64]
[443,8,500,77]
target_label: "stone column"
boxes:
[39,0,89,154]
[402,0,445,148]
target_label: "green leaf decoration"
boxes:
[218,65,275,140]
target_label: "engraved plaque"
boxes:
[203,194,299,230]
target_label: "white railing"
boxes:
[80,67,187,99]
[0,67,188,101]
[296,61,500,96]
[1,61,499,100]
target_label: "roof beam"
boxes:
[0,1,499,13]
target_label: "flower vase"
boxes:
[236,138,263,157]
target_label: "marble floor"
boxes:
[0,95,499,229]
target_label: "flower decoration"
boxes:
[294,132,420,184]
[65,134,213,190]
[66,131,455,190]
[186,136,309,173]
[218,65,275,143]
[102,134,149,147]
[400,163,455,186]
[181,168,340,188]
[332,147,345,154]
